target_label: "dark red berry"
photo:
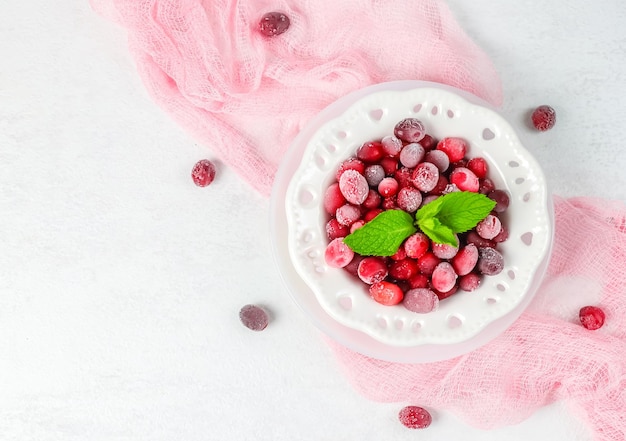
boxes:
[531,105,556,131]
[398,406,432,429]
[191,159,216,187]
[394,118,425,143]
[258,12,290,37]
[579,306,605,330]
[239,305,269,331]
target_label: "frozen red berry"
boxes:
[488,189,510,213]
[396,187,422,212]
[335,204,362,226]
[424,149,450,173]
[432,236,459,259]
[451,244,479,276]
[325,238,354,268]
[467,157,488,179]
[336,157,366,181]
[399,143,425,168]
[477,247,504,275]
[369,281,404,306]
[394,118,425,143]
[476,214,502,240]
[404,233,429,259]
[323,183,346,215]
[339,169,369,205]
[378,177,399,198]
[259,11,290,37]
[579,306,605,330]
[531,105,556,131]
[357,257,388,284]
[364,164,385,187]
[459,273,481,291]
[356,141,384,163]
[449,167,479,192]
[411,162,439,192]
[389,258,419,280]
[437,137,467,162]
[239,305,269,331]
[381,135,403,157]
[398,405,432,429]
[431,262,458,292]
[191,159,216,187]
[417,252,440,276]
[403,288,439,313]
[325,218,349,240]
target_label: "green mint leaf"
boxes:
[415,191,496,245]
[415,195,445,223]
[343,210,417,256]
[434,191,497,233]
[418,216,458,247]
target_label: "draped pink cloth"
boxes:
[92,1,626,439]
[90,0,502,195]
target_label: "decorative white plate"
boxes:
[271,81,553,361]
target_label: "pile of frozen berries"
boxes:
[323,118,510,312]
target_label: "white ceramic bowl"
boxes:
[270,80,553,362]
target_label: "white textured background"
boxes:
[1,1,625,440]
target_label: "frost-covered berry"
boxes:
[239,305,269,331]
[403,288,439,313]
[531,105,556,131]
[259,12,290,37]
[398,405,432,429]
[394,118,425,143]
[191,160,216,187]
[579,306,605,330]
[369,281,404,306]
[325,238,354,268]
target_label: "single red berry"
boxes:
[356,141,384,163]
[324,238,354,268]
[394,118,425,143]
[579,306,605,330]
[323,183,347,215]
[398,406,432,429]
[191,159,216,187]
[389,258,419,280]
[258,12,290,37]
[467,157,488,179]
[531,105,556,131]
[239,305,269,331]
[357,257,388,285]
[436,137,467,162]
[336,157,366,181]
[369,281,404,306]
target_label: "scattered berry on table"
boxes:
[531,105,556,131]
[191,159,216,187]
[258,12,290,37]
[239,305,269,331]
[398,405,432,429]
[579,306,605,330]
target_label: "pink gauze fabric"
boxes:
[91,1,626,439]
[90,0,502,195]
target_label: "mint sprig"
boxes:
[342,191,496,256]
[343,210,417,256]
